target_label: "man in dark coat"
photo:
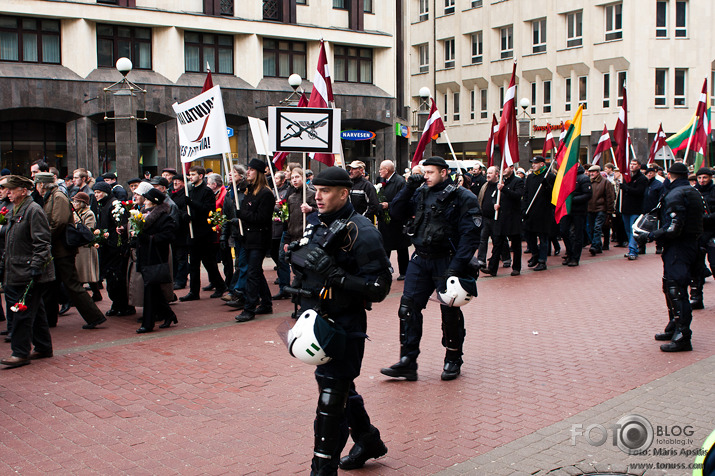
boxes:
[587,165,616,256]
[522,157,554,271]
[486,165,524,276]
[690,167,715,309]
[476,166,499,267]
[377,160,411,280]
[619,160,649,259]
[560,165,593,266]
[179,165,226,301]
[467,162,487,197]
[347,161,380,222]
[170,175,190,290]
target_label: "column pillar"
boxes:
[113,90,138,188]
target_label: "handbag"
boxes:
[65,203,95,248]
[141,237,172,284]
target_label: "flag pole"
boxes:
[495,153,505,221]
[682,115,699,166]
[442,130,464,176]
[223,152,243,235]
[525,159,555,216]
[183,166,194,239]
[302,152,307,232]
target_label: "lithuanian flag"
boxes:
[666,94,711,153]
[551,105,584,224]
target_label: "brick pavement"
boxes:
[1,244,714,475]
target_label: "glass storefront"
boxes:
[0,120,67,176]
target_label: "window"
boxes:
[185,32,233,74]
[444,38,455,69]
[333,0,346,8]
[656,1,668,37]
[500,25,513,59]
[418,43,429,73]
[471,31,483,64]
[655,69,667,106]
[263,39,306,78]
[419,0,429,21]
[565,77,572,112]
[530,82,537,114]
[532,19,546,53]
[97,24,151,69]
[578,76,588,110]
[543,80,551,113]
[480,89,488,118]
[675,1,687,37]
[603,72,610,108]
[444,94,448,123]
[470,90,475,120]
[472,0,483,7]
[0,16,61,64]
[334,46,372,83]
[674,68,686,106]
[567,11,583,47]
[605,3,623,41]
[499,86,504,114]
[445,0,455,15]
[364,0,373,13]
[617,71,627,106]
[453,92,460,121]
[296,0,307,4]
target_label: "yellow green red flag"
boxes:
[551,105,584,224]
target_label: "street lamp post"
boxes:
[518,97,533,163]
[103,57,147,187]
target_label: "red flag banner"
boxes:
[543,123,556,155]
[308,40,335,166]
[647,123,667,165]
[592,124,612,165]
[411,98,446,167]
[614,87,630,182]
[486,114,498,167]
[496,62,519,168]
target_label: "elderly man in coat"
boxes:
[485,165,524,276]
[0,175,54,368]
[377,160,411,280]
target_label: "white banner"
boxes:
[172,85,231,163]
[248,116,271,157]
[268,107,341,154]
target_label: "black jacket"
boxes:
[522,168,555,234]
[620,169,648,215]
[643,177,665,214]
[170,188,191,247]
[187,181,216,240]
[236,185,274,250]
[349,176,380,222]
[96,193,128,248]
[494,173,524,236]
[377,173,411,250]
[653,177,704,245]
[568,166,593,216]
[136,203,177,273]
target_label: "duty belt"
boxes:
[414,248,453,260]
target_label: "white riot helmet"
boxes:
[438,276,477,307]
[287,309,332,366]
[632,212,659,237]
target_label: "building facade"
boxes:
[408,0,715,167]
[0,0,408,182]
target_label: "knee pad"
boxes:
[440,306,465,351]
[314,380,349,459]
[398,296,413,322]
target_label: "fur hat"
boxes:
[142,188,166,205]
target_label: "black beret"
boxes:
[127,177,143,185]
[247,158,267,172]
[102,172,117,180]
[92,181,112,193]
[142,188,166,205]
[423,156,449,169]
[161,168,177,174]
[150,176,170,187]
[173,174,184,181]
[668,162,689,175]
[312,167,353,188]
[530,156,546,164]
[696,167,713,176]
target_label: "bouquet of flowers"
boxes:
[208,208,228,232]
[92,228,108,248]
[0,206,9,225]
[375,183,391,225]
[111,200,127,245]
[128,209,145,236]
[273,199,289,223]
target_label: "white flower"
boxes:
[375,183,382,192]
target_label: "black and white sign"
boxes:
[269,107,341,154]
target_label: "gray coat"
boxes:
[3,197,55,285]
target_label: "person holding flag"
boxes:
[551,106,592,267]
[522,156,555,271]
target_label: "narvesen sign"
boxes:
[341,130,376,141]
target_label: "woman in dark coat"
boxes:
[234,159,275,322]
[135,189,177,333]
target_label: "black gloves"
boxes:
[304,247,335,276]
[407,174,425,189]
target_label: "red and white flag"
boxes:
[308,40,336,166]
[614,86,631,182]
[273,93,309,171]
[592,124,613,165]
[647,123,667,165]
[411,98,445,167]
[496,62,519,168]
[692,78,710,168]
[543,123,556,155]
[486,114,498,167]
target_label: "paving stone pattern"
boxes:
[1,245,713,475]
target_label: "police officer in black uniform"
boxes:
[690,167,715,309]
[380,156,481,381]
[635,162,704,352]
[288,167,392,475]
